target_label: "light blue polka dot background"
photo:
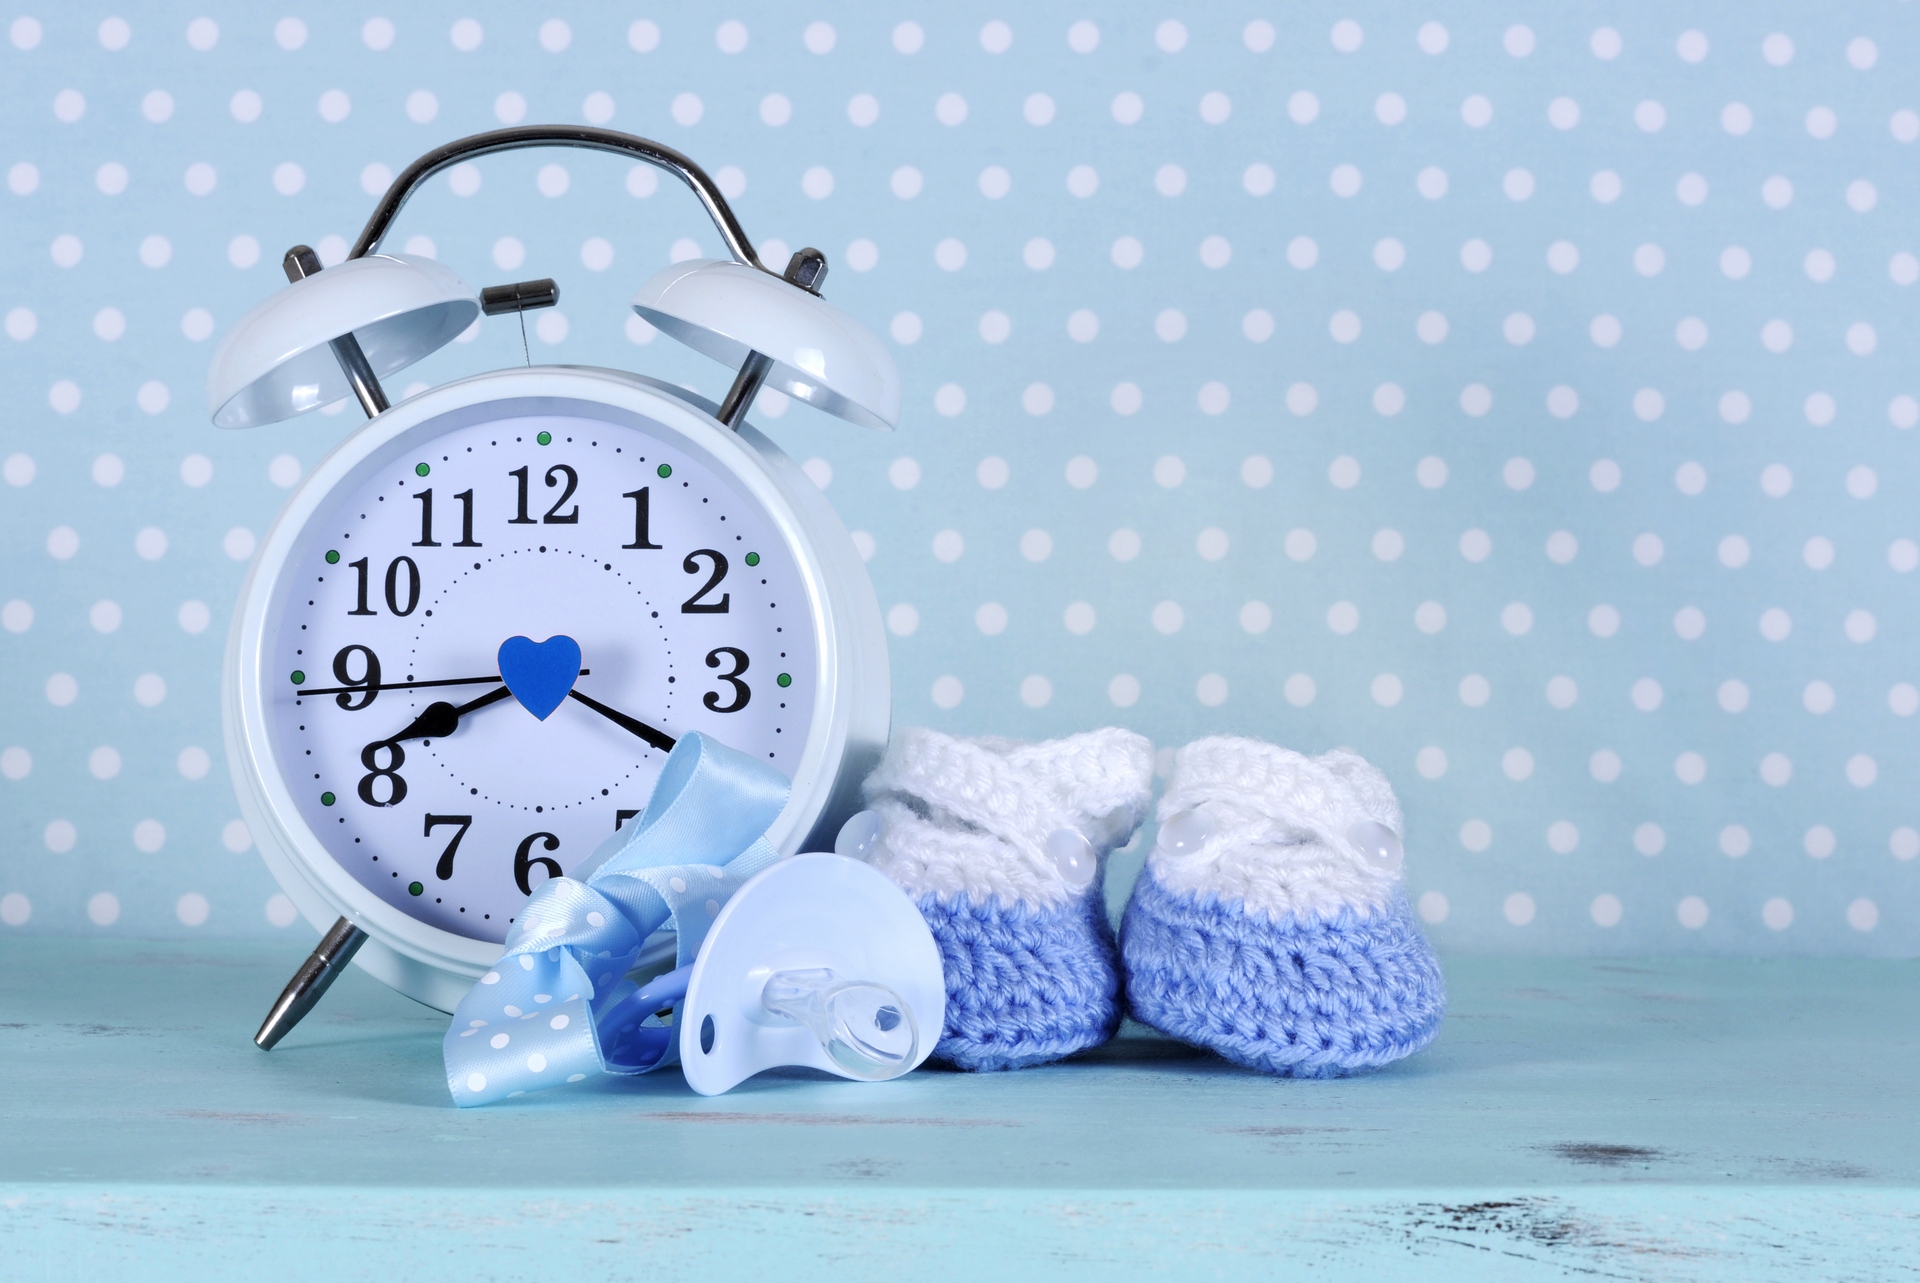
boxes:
[2,3,1916,954]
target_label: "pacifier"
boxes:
[672,852,946,1096]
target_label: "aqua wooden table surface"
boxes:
[2,940,1916,1281]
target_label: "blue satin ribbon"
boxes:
[443,732,789,1107]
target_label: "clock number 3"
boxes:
[703,647,751,713]
[681,549,730,613]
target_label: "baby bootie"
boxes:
[846,727,1154,1071]
[1120,737,1444,1077]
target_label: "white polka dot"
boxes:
[46,526,78,559]
[1240,602,1272,635]
[1110,529,1142,562]
[1461,95,1492,128]
[931,676,963,710]
[1501,892,1534,926]
[1151,602,1184,635]
[1590,750,1621,782]
[1371,675,1403,708]
[974,603,1008,636]
[175,892,208,927]
[1285,529,1317,562]
[1112,92,1145,126]
[1158,19,1189,52]
[1328,457,1361,489]
[1020,529,1052,562]
[1284,674,1317,707]
[1329,165,1362,197]
[1459,530,1491,563]
[1019,675,1053,708]
[178,601,211,634]
[87,893,120,926]
[1327,602,1360,635]
[1195,674,1228,707]
[1329,19,1362,52]
[1414,602,1447,635]
[1676,896,1709,930]
[1461,240,1493,272]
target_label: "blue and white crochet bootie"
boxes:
[1120,737,1445,1077]
[850,726,1154,1071]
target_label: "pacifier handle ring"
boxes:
[349,125,764,271]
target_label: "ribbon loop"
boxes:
[445,732,790,1106]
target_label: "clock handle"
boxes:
[253,916,369,1051]
[348,125,763,271]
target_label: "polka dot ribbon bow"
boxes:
[444,732,788,1107]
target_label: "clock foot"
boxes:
[253,916,368,1050]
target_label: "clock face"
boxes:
[265,410,817,943]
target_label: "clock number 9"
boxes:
[357,739,408,807]
[514,832,562,894]
[702,647,751,713]
[331,645,382,710]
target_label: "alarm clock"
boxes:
[208,127,897,1043]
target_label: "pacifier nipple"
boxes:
[1155,808,1217,857]
[1347,819,1405,871]
[834,809,884,861]
[1045,828,1098,890]
[761,967,919,1082]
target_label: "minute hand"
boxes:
[566,690,676,753]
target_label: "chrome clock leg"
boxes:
[254,916,368,1050]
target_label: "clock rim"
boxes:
[224,365,887,1010]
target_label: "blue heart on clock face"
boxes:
[497,634,583,721]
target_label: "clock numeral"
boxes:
[411,490,441,547]
[347,557,376,615]
[542,465,580,524]
[680,549,730,614]
[357,740,408,807]
[514,831,562,895]
[425,813,473,880]
[452,489,481,547]
[384,556,421,617]
[508,466,537,524]
[615,809,641,830]
[621,486,662,550]
[346,557,422,617]
[702,646,751,713]
[330,645,382,710]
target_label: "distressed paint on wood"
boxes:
[2,942,1918,1277]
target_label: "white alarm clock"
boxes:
[207,128,896,1045]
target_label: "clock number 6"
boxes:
[424,814,473,880]
[703,647,751,713]
[514,832,562,894]
[357,740,408,807]
[681,549,730,613]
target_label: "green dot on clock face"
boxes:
[536,431,552,446]
[744,552,761,567]
[290,670,306,685]
[776,672,792,688]
[415,462,430,477]
[408,881,424,896]
[320,791,336,806]
[325,550,340,564]
[657,463,672,478]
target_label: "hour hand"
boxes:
[385,686,514,743]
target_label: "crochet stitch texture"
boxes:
[861,726,1154,1071]
[1121,736,1445,1077]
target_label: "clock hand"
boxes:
[566,689,677,754]
[295,669,588,699]
[381,686,515,744]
